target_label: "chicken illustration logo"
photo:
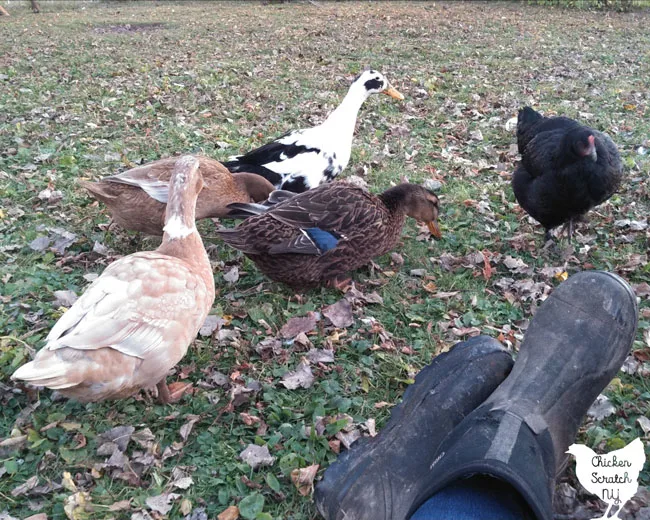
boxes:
[567,438,646,519]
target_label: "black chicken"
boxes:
[512,107,623,242]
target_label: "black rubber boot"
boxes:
[315,335,515,520]
[403,271,638,520]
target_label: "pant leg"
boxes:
[410,477,534,520]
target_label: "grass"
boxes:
[1,1,650,519]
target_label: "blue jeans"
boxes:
[410,477,531,520]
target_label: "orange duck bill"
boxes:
[382,85,405,101]
[427,221,442,239]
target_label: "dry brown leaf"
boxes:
[239,444,276,470]
[168,381,194,402]
[179,415,200,442]
[280,313,318,339]
[180,498,192,516]
[217,506,239,520]
[146,492,181,515]
[290,464,319,496]
[108,499,131,511]
[323,299,354,328]
[11,475,39,497]
[281,360,315,390]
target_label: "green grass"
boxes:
[1,2,650,519]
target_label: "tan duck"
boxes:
[217,182,442,288]
[81,156,275,235]
[13,156,216,403]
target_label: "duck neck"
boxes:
[378,185,412,216]
[321,83,369,139]
[158,157,201,258]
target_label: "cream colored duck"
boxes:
[223,70,404,193]
[12,156,215,403]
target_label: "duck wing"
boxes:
[45,252,206,359]
[104,163,172,203]
[224,128,338,191]
[218,184,382,256]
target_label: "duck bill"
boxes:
[382,85,404,101]
[426,221,442,239]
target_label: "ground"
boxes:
[1,2,649,519]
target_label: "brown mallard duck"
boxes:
[216,182,442,288]
[81,156,274,235]
[12,156,216,403]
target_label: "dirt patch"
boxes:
[92,22,166,34]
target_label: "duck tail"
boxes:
[12,359,77,390]
[226,189,295,219]
[226,202,270,219]
[79,180,118,201]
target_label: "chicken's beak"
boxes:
[427,221,442,239]
[382,84,404,101]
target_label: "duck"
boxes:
[216,182,441,288]
[81,156,275,235]
[12,156,216,403]
[222,70,404,193]
[512,107,623,242]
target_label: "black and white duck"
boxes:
[223,70,404,193]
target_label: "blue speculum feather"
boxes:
[305,228,340,251]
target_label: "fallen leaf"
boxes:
[239,444,276,470]
[108,500,132,512]
[323,299,354,328]
[637,416,650,435]
[199,315,224,337]
[97,425,134,454]
[131,428,156,449]
[290,464,319,496]
[280,313,318,339]
[502,256,528,272]
[185,507,208,520]
[52,290,78,308]
[451,326,481,337]
[306,348,334,364]
[24,515,47,520]
[633,283,650,298]
[180,498,192,516]
[179,415,200,442]
[64,491,90,520]
[237,493,264,520]
[167,381,194,402]
[146,493,181,515]
[29,236,51,252]
[171,476,194,490]
[11,475,39,497]
[587,394,616,421]
[281,360,315,390]
[217,506,239,520]
[390,252,404,265]
[223,266,239,284]
[61,472,77,493]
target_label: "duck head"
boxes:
[381,184,442,239]
[231,172,276,203]
[352,70,404,101]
